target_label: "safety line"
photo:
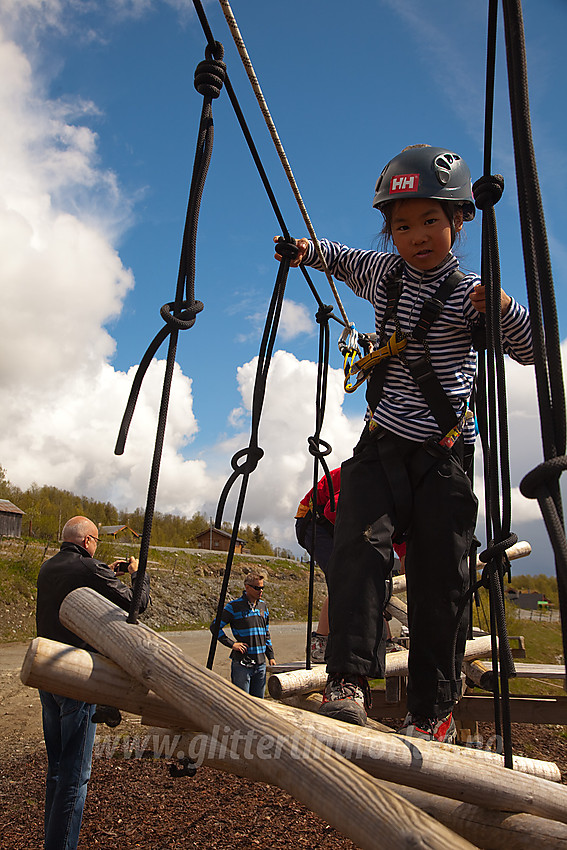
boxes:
[217,0,350,327]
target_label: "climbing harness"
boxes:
[342,329,407,394]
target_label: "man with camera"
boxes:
[210,571,276,698]
[36,515,150,850]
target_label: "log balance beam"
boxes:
[22,590,567,829]
[56,588,475,850]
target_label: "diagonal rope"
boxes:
[217,0,350,327]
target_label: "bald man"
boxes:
[36,515,150,850]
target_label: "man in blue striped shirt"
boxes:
[211,572,276,697]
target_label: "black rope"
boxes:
[207,239,297,668]
[117,44,225,622]
[501,0,567,682]
[304,303,334,669]
[465,0,515,766]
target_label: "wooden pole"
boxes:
[21,637,560,784]
[268,635,496,700]
[377,780,567,850]
[391,540,531,597]
[57,588,478,850]
[20,637,190,729]
[385,594,408,626]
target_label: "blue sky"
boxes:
[0,0,565,573]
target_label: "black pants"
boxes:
[326,425,477,718]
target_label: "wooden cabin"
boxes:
[0,499,25,537]
[194,526,246,554]
[99,524,141,541]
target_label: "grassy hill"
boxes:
[0,536,327,643]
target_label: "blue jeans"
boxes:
[230,659,267,697]
[39,691,97,850]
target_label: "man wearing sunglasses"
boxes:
[36,515,150,850]
[211,571,276,697]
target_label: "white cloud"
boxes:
[278,299,315,341]
[218,350,362,546]
[0,21,213,516]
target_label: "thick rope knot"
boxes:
[307,436,332,459]
[160,300,204,331]
[478,533,518,567]
[194,44,226,99]
[315,304,334,324]
[520,456,567,499]
[473,174,505,210]
[230,445,265,476]
[274,237,299,261]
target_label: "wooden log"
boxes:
[22,637,559,783]
[463,659,494,692]
[143,727,567,849]
[57,588,478,850]
[268,701,562,784]
[455,694,567,726]
[477,540,531,567]
[57,590,567,825]
[378,780,567,850]
[391,540,531,598]
[385,594,408,626]
[269,635,496,700]
[20,637,190,729]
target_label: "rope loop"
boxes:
[315,304,334,325]
[160,300,204,331]
[205,41,224,62]
[478,533,518,566]
[307,436,332,459]
[194,48,226,99]
[230,445,265,476]
[471,323,486,352]
[472,174,505,210]
[519,456,567,499]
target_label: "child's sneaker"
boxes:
[310,632,328,663]
[318,673,370,726]
[398,711,456,744]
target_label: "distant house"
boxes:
[506,588,550,611]
[194,527,246,554]
[99,525,141,540]
[0,499,25,538]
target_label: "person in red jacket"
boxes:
[295,468,405,662]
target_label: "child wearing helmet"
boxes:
[275,144,533,740]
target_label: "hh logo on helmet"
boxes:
[389,174,419,194]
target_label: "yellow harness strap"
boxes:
[344,332,407,393]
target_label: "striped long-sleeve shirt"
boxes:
[303,240,534,444]
[211,593,274,662]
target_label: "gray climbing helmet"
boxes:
[373,146,476,220]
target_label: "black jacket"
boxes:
[36,542,150,650]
